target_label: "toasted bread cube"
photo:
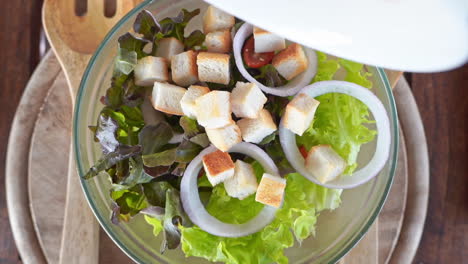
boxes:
[171,50,199,87]
[224,160,258,199]
[283,93,320,136]
[151,82,186,116]
[180,85,210,118]
[134,56,169,86]
[255,173,286,208]
[305,145,347,183]
[203,6,235,33]
[155,37,184,61]
[206,122,242,152]
[197,52,231,85]
[272,44,308,80]
[231,82,267,118]
[195,90,232,129]
[202,149,235,186]
[237,109,277,144]
[253,26,286,53]
[206,30,232,53]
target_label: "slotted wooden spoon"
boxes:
[42,1,141,263]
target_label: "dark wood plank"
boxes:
[411,63,468,263]
[0,0,43,263]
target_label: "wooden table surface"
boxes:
[1,1,467,263]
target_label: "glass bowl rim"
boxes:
[73,1,399,263]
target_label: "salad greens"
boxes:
[85,9,205,250]
[85,8,377,264]
[298,52,377,174]
[145,52,373,263]
[146,172,341,264]
[252,64,286,87]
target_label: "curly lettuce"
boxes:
[298,52,377,174]
[179,173,341,264]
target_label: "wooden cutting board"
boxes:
[6,51,428,263]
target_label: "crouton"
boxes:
[180,85,210,118]
[253,26,286,53]
[202,149,235,186]
[272,43,308,80]
[151,82,186,116]
[155,37,184,61]
[283,93,320,136]
[305,145,347,183]
[255,173,286,208]
[134,56,169,86]
[203,6,235,33]
[195,90,232,129]
[206,122,242,151]
[237,109,277,144]
[205,30,232,53]
[231,81,267,118]
[171,50,199,87]
[224,160,258,199]
[197,52,231,85]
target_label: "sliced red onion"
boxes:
[233,23,318,97]
[279,81,391,189]
[181,142,280,237]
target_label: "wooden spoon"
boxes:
[42,1,141,263]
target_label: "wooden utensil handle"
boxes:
[58,148,99,264]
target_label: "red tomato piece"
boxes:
[299,145,308,159]
[242,36,275,68]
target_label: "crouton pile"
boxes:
[251,26,308,81]
[201,149,286,207]
[136,5,344,204]
[137,6,279,154]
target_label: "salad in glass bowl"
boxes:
[78,3,396,264]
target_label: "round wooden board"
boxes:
[6,52,427,264]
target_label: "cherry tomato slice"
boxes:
[299,145,308,159]
[242,36,275,68]
[198,169,205,179]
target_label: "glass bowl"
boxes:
[74,0,399,263]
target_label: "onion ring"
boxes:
[180,142,280,237]
[233,23,318,97]
[279,81,391,189]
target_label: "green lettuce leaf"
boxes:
[144,187,192,253]
[184,30,205,49]
[110,185,148,223]
[138,123,174,155]
[253,64,286,87]
[83,145,142,179]
[297,54,377,174]
[142,148,177,167]
[118,157,153,188]
[121,78,146,107]
[118,32,149,59]
[179,173,342,264]
[189,133,210,148]
[175,140,202,163]
[311,51,340,82]
[158,9,200,41]
[144,214,163,236]
[114,48,137,75]
[134,10,160,41]
[339,59,373,88]
[179,116,200,138]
